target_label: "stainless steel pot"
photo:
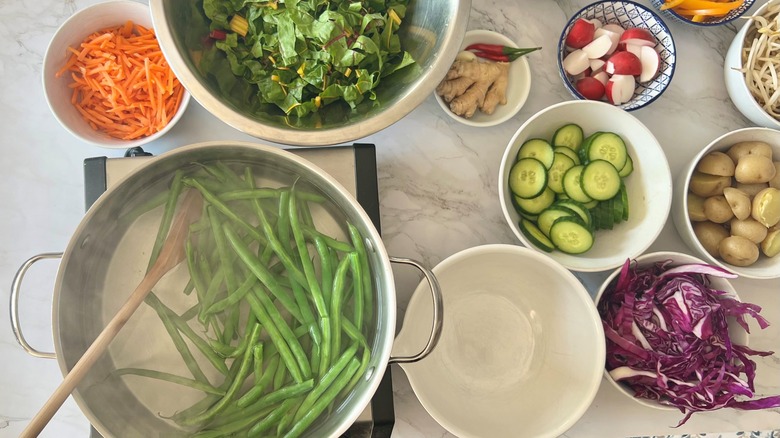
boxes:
[10,142,442,437]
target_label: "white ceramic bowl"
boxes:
[393,244,605,438]
[434,29,532,127]
[499,100,672,272]
[650,0,755,26]
[594,251,748,410]
[724,0,780,130]
[671,127,780,279]
[43,0,190,148]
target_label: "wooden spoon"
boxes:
[21,189,203,438]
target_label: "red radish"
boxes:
[585,18,603,29]
[590,58,606,74]
[602,23,625,36]
[605,51,642,76]
[576,76,606,100]
[639,45,661,83]
[563,49,590,75]
[594,28,620,55]
[582,34,613,59]
[565,18,597,49]
[606,75,636,105]
[592,71,610,86]
[625,43,642,59]
[618,27,656,50]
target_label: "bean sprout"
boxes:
[740,2,780,119]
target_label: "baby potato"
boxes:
[730,218,768,244]
[687,193,707,221]
[703,195,734,223]
[736,182,769,198]
[722,187,751,220]
[726,141,773,162]
[689,171,732,197]
[719,235,760,267]
[762,229,780,257]
[752,187,780,227]
[735,155,777,184]
[693,221,729,258]
[770,161,780,189]
[696,151,735,176]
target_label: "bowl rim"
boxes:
[397,243,606,438]
[557,0,677,112]
[42,0,191,149]
[674,126,780,279]
[594,250,744,411]
[434,29,532,127]
[651,0,756,26]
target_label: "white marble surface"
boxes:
[0,0,778,437]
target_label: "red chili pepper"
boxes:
[209,29,227,40]
[465,43,507,55]
[472,51,510,62]
[465,43,542,62]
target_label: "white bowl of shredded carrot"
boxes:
[650,0,755,26]
[43,0,189,148]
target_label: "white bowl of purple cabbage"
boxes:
[594,251,780,425]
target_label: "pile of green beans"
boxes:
[114,161,375,437]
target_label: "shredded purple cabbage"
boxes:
[598,258,780,426]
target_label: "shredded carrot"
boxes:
[663,0,744,20]
[55,20,184,140]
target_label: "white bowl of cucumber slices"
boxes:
[498,100,672,272]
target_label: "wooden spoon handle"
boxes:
[21,190,201,437]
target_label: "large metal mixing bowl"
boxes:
[149,1,471,146]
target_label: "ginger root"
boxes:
[436,59,510,118]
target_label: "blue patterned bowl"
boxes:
[650,0,755,26]
[557,1,676,112]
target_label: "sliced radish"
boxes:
[606,75,636,105]
[582,34,613,59]
[605,51,642,76]
[594,28,620,55]
[590,58,606,74]
[625,43,642,59]
[576,76,606,100]
[563,49,591,75]
[639,45,661,83]
[602,23,625,36]
[565,18,597,49]
[592,71,610,86]
[585,18,603,29]
[618,27,656,50]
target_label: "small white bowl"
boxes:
[434,29,532,127]
[671,127,780,279]
[498,100,672,272]
[394,244,604,438]
[724,0,780,130]
[594,251,748,410]
[42,0,190,148]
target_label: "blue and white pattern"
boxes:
[557,0,677,112]
[649,0,756,26]
[638,430,780,438]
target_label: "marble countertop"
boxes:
[0,0,778,437]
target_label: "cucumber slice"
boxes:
[578,132,602,163]
[549,217,594,254]
[552,124,584,151]
[519,219,554,252]
[562,165,593,203]
[547,153,576,194]
[517,138,555,169]
[553,200,592,229]
[554,146,581,165]
[587,132,628,171]
[509,158,548,199]
[537,206,577,237]
[618,155,634,177]
[583,199,599,209]
[620,184,629,221]
[514,188,555,215]
[602,198,615,230]
[613,193,624,224]
[581,160,621,201]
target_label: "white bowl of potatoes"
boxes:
[672,127,780,279]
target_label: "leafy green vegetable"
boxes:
[201,0,415,117]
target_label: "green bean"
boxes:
[147,170,185,270]
[253,343,264,383]
[311,233,334,304]
[330,254,353,361]
[184,177,267,244]
[191,405,276,438]
[284,358,361,438]
[219,188,281,202]
[246,289,304,384]
[273,350,289,391]
[197,263,226,324]
[224,225,303,324]
[113,368,224,396]
[247,397,299,437]
[290,188,331,373]
[276,398,303,437]
[230,355,280,413]
[349,249,365,330]
[179,303,200,321]
[303,225,354,253]
[341,318,369,351]
[290,277,321,374]
[179,322,262,427]
[182,278,195,297]
[205,274,255,315]
[186,240,209,304]
[348,223,373,330]
[254,285,312,381]
[277,190,292,250]
[215,161,245,187]
[292,343,358,424]
[117,189,170,228]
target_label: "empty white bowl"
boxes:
[393,244,605,438]
[671,127,780,279]
[435,29,532,127]
[498,100,672,272]
[42,0,190,148]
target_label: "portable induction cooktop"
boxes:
[83,143,394,438]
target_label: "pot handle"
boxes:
[388,256,443,364]
[10,252,62,359]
